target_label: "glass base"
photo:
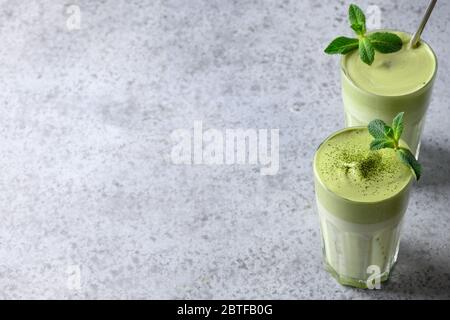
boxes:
[324,260,392,289]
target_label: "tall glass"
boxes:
[313,127,413,288]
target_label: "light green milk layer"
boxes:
[315,128,411,203]
[343,31,436,96]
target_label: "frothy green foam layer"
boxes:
[315,128,411,202]
[343,31,436,96]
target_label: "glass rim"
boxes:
[340,29,438,99]
[313,126,413,205]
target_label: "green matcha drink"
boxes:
[313,127,412,288]
[341,30,437,157]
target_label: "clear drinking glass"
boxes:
[313,127,413,288]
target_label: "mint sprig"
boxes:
[368,112,422,180]
[324,4,403,65]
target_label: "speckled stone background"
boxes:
[0,0,449,299]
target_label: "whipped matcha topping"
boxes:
[343,31,436,96]
[315,128,411,202]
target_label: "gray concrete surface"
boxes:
[0,0,449,299]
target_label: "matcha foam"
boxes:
[315,127,411,202]
[343,31,436,96]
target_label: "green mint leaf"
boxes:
[397,147,422,180]
[349,4,366,34]
[324,37,359,54]
[392,112,404,141]
[368,119,387,139]
[367,32,403,53]
[351,23,364,36]
[359,37,374,65]
[384,125,395,140]
[370,138,395,151]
